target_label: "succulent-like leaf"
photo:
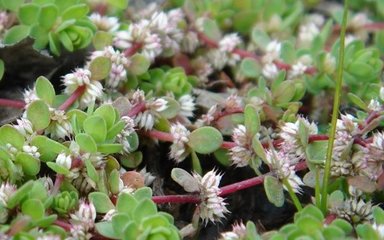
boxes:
[38,4,58,30]
[46,162,71,175]
[117,193,138,215]
[27,100,51,131]
[21,199,45,220]
[171,168,199,193]
[244,104,260,137]
[19,4,40,25]
[188,126,223,154]
[120,152,143,168]
[85,159,99,183]
[75,133,97,153]
[4,25,30,45]
[129,54,150,76]
[133,199,157,222]
[83,115,107,143]
[7,180,34,209]
[89,192,115,214]
[240,58,261,78]
[95,222,120,239]
[15,152,40,176]
[89,56,112,81]
[264,175,284,207]
[0,124,25,150]
[35,76,55,105]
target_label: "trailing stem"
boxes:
[320,0,349,214]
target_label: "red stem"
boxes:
[54,219,72,231]
[51,174,64,195]
[151,161,308,204]
[59,85,86,111]
[308,134,329,142]
[123,42,143,57]
[152,194,200,204]
[0,98,25,109]
[146,129,174,142]
[127,102,146,117]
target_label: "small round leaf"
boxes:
[188,126,223,154]
[27,100,51,131]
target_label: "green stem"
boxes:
[283,178,302,211]
[321,0,349,213]
[315,167,321,208]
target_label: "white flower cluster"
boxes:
[90,46,131,88]
[297,14,324,48]
[178,94,196,119]
[331,197,373,224]
[69,200,96,240]
[89,13,120,32]
[132,90,168,130]
[46,109,72,139]
[193,169,229,224]
[63,68,103,108]
[280,117,318,159]
[114,9,184,61]
[116,116,136,153]
[219,222,247,240]
[13,118,34,137]
[331,114,358,177]
[23,88,39,107]
[169,123,190,163]
[0,182,16,207]
[229,125,254,167]
[265,148,304,193]
[261,40,281,80]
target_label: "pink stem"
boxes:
[308,134,329,142]
[221,141,236,149]
[127,102,146,117]
[151,161,308,204]
[51,174,64,195]
[59,85,86,111]
[0,98,25,109]
[152,194,200,204]
[146,129,174,142]
[54,219,72,231]
[123,42,143,57]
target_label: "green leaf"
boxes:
[356,224,379,240]
[213,149,230,166]
[273,80,295,104]
[48,32,61,56]
[298,119,309,148]
[8,180,34,209]
[306,140,328,164]
[61,4,89,21]
[106,121,125,140]
[158,97,180,119]
[21,199,45,220]
[0,59,4,80]
[133,199,157,222]
[323,225,346,239]
[240,58,261,78]
[94,104,116,129]
[31,135,68,162]
[95,222,120,239]
[347,93,367,110]
[108,169,120,195]
[171,168,199,193]
[89,56,112,81]
[244,104,260,137]
[1,0,24,11]
[120,151,143,168]
[15,152,40,176]
[252,135,266,162]
[85,159,99,183]
[34,214,57,228]
[39,4,58,29]
[123,222,140,240]
[35,76,55,105]
[246,221,261,240]
[373,206,384,225]
[46,162,71,175]
[201,18,222,41]
[58,31,74,52]
[117,192,137,215]
[18,4,40,25]
[142,215,169,228]
[27,100,51,131]
[83,116,107,143]
[107,0,128,9]
[251,29,270,50]
[89,192,115,214]
[92,31,113,50]
[330,219,353,235]
[128,54,150,75]
[112,213,131,237]
[98,143,123,154]
[297,215,322,235]
[280,41,296,64]
[0,124,25,150]
[75,133,97,153]
[133,187,152,201]
[188,126,223,154]
[264,175,284,207]
[4,25,30,45]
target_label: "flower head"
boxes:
[169,123,190,163]
[63,68,103,108]
[89,13,120,32]
[193,169,229,224]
